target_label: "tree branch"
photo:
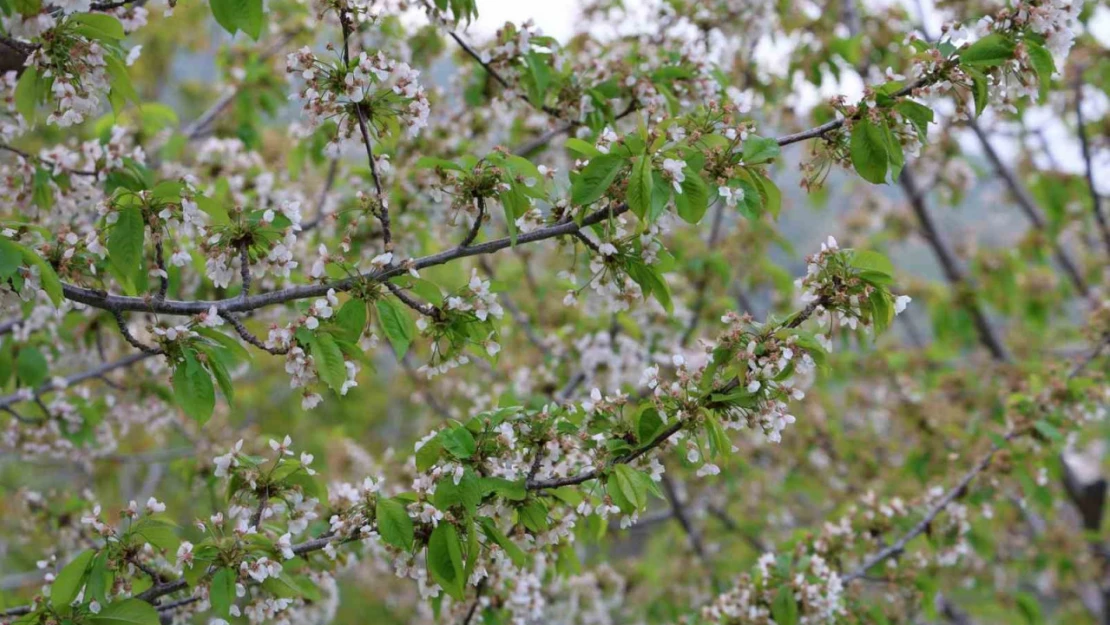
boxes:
[967,118,1088,297]
[1074,74,1110,259]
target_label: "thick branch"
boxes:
[57,204,631,316]
[899,168,1011,362]
[967,119,1088,296]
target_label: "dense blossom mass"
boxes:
[0,0,1108,625]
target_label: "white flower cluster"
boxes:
[796,236,910,339]
[285,47,430,148]
[701,551,845,624]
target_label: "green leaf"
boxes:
[15,345,47,388]
[416,436,443,471]
[626,155,653,220]
[19,246,63,306]
[439,425,476,459]
[850,119,889,184]
[882,122,905,181]
[571,154,623,206]
[869,289,894,334]
[1015,591,1043,625]
[434,468,483,514]
[0,237,21,279]
[209,568,236,617]
[376,298,415,359]
[673,170,709,224]
[741,135,781,164]
[704,411,731,457]
[105,56,141,111]
[88,599,160,625]
[610,464,647,512]
[426,523,465,600]
[894,100,934,140]
[1033,419,1063,442]
[376,498,415,551]
[771,585,799,625]
[1025,41,1055,103]
[478,517,527,567]
[519,500,550,532]
[965,66,989,117]
[310,331,347,392]
[480,477,526,501]
[32,167,53,211]
[210,0,263,39]
[261,573,313,599]
[334,299,367,343]
[850,250,894,278]
[202,346,235,404]
[959,33,1015,67]
[625,259,672,313]
[193,195,229,225]
[131,518,180,553]
[503,182,532,247]
[564,137,601,158]
[13,0,40,17]
[635,408,664,445]
[51,549,95,608]
[14,65,38,122]
[172,350,215,424]
[70,12,126,41]
[194,327,252,363]
[109,206,145,279]
[85,552,112,605]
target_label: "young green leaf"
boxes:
[14,65,39,122]
[376,298,415,358]
[172,351,215,424]
[334,299,368,343]
[1025,41,1055,103]
[109,206,145,279]
[210,0,264,39]
[771,585,799,625]
[15,345,47,388]
[376,498,415,551]
[310,331,347,392]
[426,523,465,600]
[51,549,95,608]
[88,599,160,625]
[209,568,236,617]
[0,237,21,280]
[70,13,126,41]
[571,154,623,206]
[849,119,889,184]
[958,33,1014,67]
[20,247,63,306]
[439,425,476,459]
[519,500,550,532]
[626,155,653,220]
[674,170,709,224]
[741,135,781,165]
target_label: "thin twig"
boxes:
[112,311,163,355]
[458,198,485,248]
[0,352,156,411]
[661,472,714,576]
[1074,74,1110,259]
[238,242,252,300]
[220,312,289,355]
[153,239,169,301]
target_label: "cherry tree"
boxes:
[0,0,1108,624]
